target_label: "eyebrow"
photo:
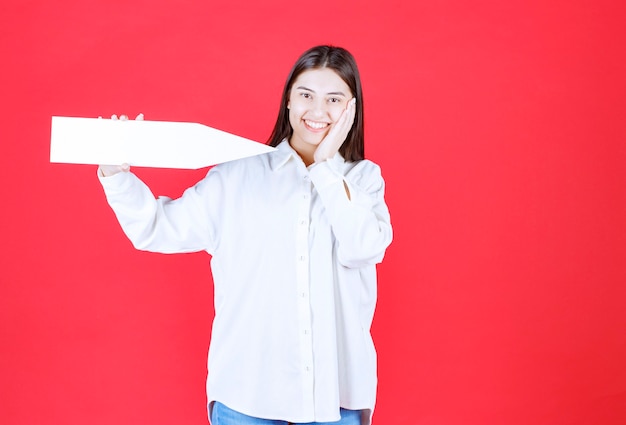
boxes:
[295,86,347,97]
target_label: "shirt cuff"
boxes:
[97,168,136,194]
[308,157,344,191]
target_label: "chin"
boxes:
[295,133,323,147]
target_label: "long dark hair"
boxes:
[267,45,365,162]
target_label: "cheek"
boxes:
[288,100,306,120]
[329,104,346,122]
[287,105,300,129]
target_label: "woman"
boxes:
[99,45,392,425]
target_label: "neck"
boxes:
[288,139,315,167]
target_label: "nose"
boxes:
[310,98,328,118]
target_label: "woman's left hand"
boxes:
[313,98,357,163]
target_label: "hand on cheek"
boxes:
[313,98,356,164]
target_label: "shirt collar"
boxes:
[268,139,297,171]
[268,138,347,171]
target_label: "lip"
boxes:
[303,119,330,132]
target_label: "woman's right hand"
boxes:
[99,163,130,177]
[98,113,144,177]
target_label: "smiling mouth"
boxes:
[304,120,330,130]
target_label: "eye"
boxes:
[329,97,342,104]
[300,92,312,99]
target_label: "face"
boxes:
[287,67,353,156]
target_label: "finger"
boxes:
[135,113,144,121]
[332,103,353,133]
[341,98,356,120]
[344,98,357,127]
[120,114,129,121]
[347,98,356,116]
[111,114,118,120]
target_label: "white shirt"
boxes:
[99,141,392,424]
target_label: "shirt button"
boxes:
[299,255,306,261]
[300,220,307,226]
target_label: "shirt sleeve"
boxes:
[308,158,393,268]
[98,168,221,254]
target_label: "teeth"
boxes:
[305,120,328,129]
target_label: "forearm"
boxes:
[98,171,212,253]
[309,161,393,268]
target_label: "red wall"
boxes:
[1,1,625,424]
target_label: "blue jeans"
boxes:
[211,401,361,425]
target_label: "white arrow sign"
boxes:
[50,116,276,169]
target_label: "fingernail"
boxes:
[111,114,118,120]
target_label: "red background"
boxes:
[1,1,625,424]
